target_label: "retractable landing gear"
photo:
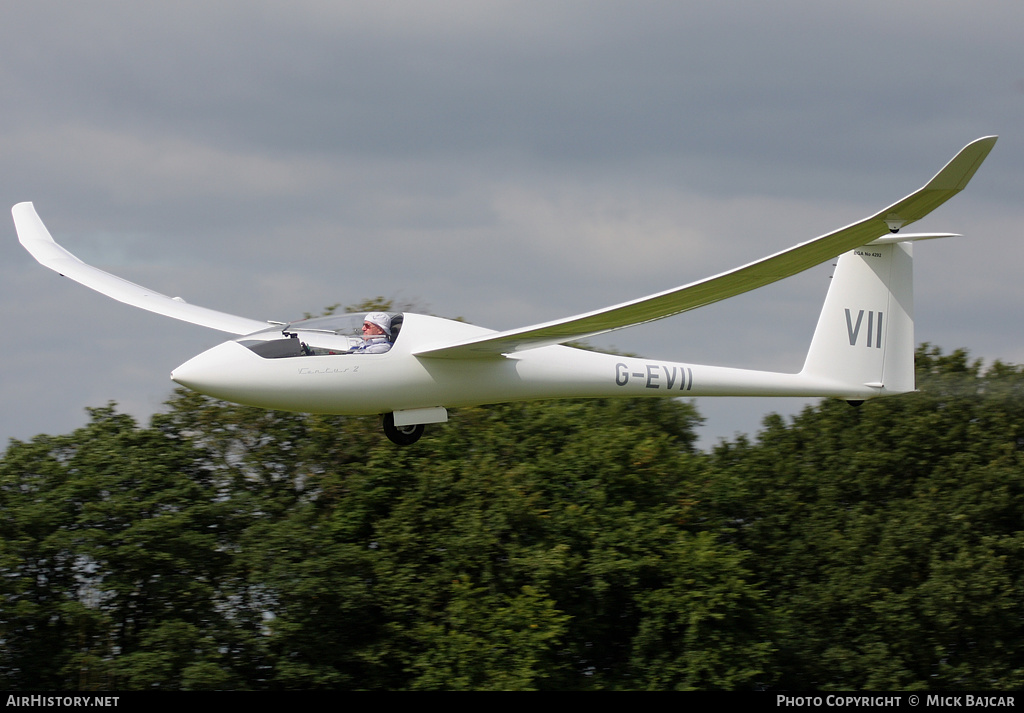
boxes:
[382,412,425,446]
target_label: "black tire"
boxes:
[382,413,425,446]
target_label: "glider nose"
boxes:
[171,340,254,396]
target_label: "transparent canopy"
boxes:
[237,313,404,358]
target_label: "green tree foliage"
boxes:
[0,407,249,689]
[1,390,770,690]
[2,344,1023,690]
[704,345,1024,689]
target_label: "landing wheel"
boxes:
[382,413,425,446]
[846,400,864,408]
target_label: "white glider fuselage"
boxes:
[170,311,879,418]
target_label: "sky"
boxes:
[1,1,1022,448]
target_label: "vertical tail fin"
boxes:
[801,236,941,397]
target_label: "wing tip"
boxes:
[12,202,69,270]
[926,136,999,192]
[12,201,38,223]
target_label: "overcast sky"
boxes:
[1,1,1021,447]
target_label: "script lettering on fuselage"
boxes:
[615,363,693,391]
[298,365,360,375]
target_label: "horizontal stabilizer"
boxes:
[867,232,959,245]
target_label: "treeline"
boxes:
[1,345,1023,690]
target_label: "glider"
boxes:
[13,136,998,444]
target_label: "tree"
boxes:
[705,346,1024,689]
[0,406,250,689]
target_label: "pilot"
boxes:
[351,312,393,353]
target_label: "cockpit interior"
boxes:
[237,313,404,358]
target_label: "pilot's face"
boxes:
[362,321,385,337]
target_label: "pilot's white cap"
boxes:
[365,312,392,337]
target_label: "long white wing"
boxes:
[13,202,270,335]
[415,136,997,359]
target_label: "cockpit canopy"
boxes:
[237,313,404,358]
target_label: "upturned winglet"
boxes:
[13,202,269,335]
